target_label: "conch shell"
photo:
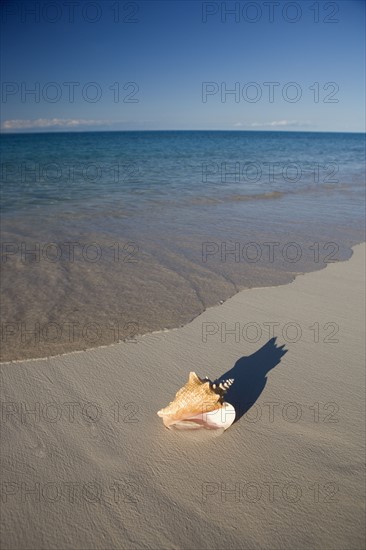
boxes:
[157,372,235,430]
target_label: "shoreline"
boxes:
[1,239,364,365]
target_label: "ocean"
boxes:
[1,130,365,360]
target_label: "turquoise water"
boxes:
[1,131,365,213]
[1,131,365,360]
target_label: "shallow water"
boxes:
[1,131,365,360]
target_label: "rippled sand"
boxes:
[1,244,364,549]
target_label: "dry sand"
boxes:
[1,243,365,550]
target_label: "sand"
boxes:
[1,243,365,550]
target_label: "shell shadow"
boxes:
[216,337,287,423]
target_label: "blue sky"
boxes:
[1,0,365,132]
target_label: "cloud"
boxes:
[249,120,312,128]
[1,118,112,130]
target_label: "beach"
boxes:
[2,0,365,547]
[1,242,364,549]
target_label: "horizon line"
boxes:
[1,129,365,136]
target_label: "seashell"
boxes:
[157,372,235,430]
